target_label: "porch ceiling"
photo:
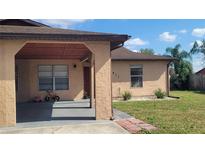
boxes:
[15,43,90,59]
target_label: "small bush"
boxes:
[154,88,166,99]
[122,91,132,101]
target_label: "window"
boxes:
[130,65,143,87]
[38,65,68,90]
[53,65,68,90]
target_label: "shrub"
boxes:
[154,88,166,99]
[122,91,132,101]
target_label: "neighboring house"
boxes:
[0,19,173,126]
[189,68,205,90]
[111,47,173,99]
[195,68,205,76]
[191,68,205,90]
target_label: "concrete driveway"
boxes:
[0,100,128,134]
[16,99,95,123]
[0,120,128,134]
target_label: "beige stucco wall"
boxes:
[0,40,26,126]
[86,41,112,120]
[16,58,169,102]
[112,60,169,98]
[16,59,84,102]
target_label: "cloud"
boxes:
[189,40,203,47]
[159,32,177,42]
[178,29,187,34]
[35,19,90,28]
[124,38,149,50]
[125,38,148,46]
[192,28,205,37]
[192,54,205,72]
[133,49,138,52]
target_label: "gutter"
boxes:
[0,33,129,41]
[110,42,124,51]
[110,35,131,51]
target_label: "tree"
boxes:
[166,44,193,89]
[190,40,205,61]
[139,48,154,55]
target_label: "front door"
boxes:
[83,67,90,98]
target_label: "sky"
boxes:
[35,19,205,72]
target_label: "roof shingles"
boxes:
[0,25,129,45]
[0,25,117,35]
[111,47,174,61]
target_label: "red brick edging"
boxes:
[114,118,157,134]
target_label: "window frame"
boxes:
[38,64,69,91]
[130,64,143,88]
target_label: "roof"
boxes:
[0,20,130,50]
[111,47,174,61]
[0,25,124,36]
[195,68,205,75]
[0,19,49,27]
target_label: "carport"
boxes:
[0,19,129,126]
[15,42,95,123]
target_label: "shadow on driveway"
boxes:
[16,100,95,123]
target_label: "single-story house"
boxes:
[195,68,205,76]
[0,19,173,126]
[111,47,172,99]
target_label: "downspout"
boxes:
[167,61,171,96]
[110,43,124,51]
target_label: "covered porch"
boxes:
[14,41,105,123]
[15,42,94,103]
[0,23,129,126]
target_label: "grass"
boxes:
[113,91,205,134]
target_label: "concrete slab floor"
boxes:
[16,100,95,123]
[0,100,129,134]
[0,121,129,134]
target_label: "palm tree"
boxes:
[190,40,205,60]
[140,48,155,55]
[166,44,192,89]
[166,44,191,61]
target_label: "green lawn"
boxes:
[113,91,205,134]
